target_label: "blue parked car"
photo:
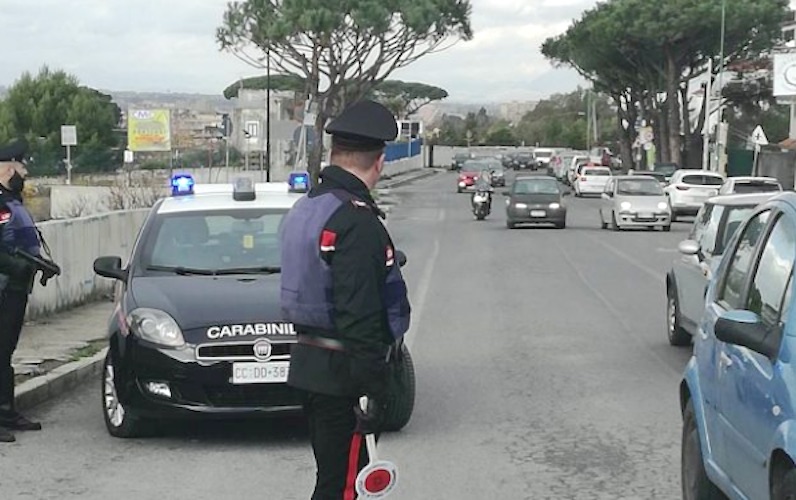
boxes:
[681,192,796,499]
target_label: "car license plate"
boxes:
[232,361,290,384]
[639,212,654,219]
[530,210,546,217]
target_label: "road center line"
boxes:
[586,233,666,281]
[554,238,682,378]
[405,237,440,351]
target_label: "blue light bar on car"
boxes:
[170,174,195,196]
[288,172,309,193]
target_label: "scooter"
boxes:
[472,190,492,220]
[355,396,399,498]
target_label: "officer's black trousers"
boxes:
[301,391,370,500]
[0,290,27,413]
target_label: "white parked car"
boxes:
[663,170,724,222]
[574,166,612,197]
[717,176,782,195]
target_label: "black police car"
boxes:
[93,174,416,437]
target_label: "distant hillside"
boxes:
[105,90,233,113]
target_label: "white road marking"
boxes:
[586,234,665,281]
[405,237,440,351]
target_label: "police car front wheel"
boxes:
[102,351,150,438]
[382,344,416,432]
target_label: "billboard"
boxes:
[127,109,172,152]
[773,53,796,98]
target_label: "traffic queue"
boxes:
[451,147,796,500]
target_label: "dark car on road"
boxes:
[92,175,416,437]
[489,163,506,187]
[653,162,678,181]
[511,152,536,170]
[504,176,569,229]
[450,152,473,171]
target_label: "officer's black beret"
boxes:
[0,139,28,162]
[326,100,398,151]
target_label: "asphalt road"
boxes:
[0,170,694,500]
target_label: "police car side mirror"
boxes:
[94,256,128,282]
[396,250,407,268]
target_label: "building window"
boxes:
[785,29,795,42]
[245,121,259,138]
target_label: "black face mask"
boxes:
[8,171,24,194]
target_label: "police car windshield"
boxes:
[141,209,285,274]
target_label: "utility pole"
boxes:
[266,46,272,182]
[586,90,592,152]
[702,57,713,171]
[714,0,727,174]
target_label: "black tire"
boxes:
[507,221,516,229]
[772,467,796,500]
[102,351,150,438]
[555,221,566,229]
[671,211,679,223]
[667,287,691,346]
[682,400,726,500]
[457,187,462,193]
[382,344,416,432]
[600,212,607,230]
[663,225,672,232]
[610,211,620,232]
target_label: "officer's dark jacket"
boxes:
[0,187,37,293]
[286,165,398,400]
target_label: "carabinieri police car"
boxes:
[93,173,313,437]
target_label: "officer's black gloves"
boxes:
[353,397,386,435]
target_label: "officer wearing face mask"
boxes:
[0,139,45,443]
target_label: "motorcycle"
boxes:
[472,190,492,220]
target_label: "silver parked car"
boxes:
[599,176,672,231]
[665,192,779,346]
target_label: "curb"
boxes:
[379,169,439,190]
[15,347,108,411]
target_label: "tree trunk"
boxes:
[656,97,669,163]
[665,47,683,167]
[680,83,692,168]
[308,45,322,186]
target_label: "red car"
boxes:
[456,162,483,193]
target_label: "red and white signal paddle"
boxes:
[355,396,398,499]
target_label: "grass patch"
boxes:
[68,339,107,363]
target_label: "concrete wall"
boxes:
[26,210,149,320]
[758,150,796,190]
[430,145,532,168]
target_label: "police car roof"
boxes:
[157,182,303,214]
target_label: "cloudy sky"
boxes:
[0,0,604,102]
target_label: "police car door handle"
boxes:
[719,351,733,368]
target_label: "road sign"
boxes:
[124,149,134,164]
[61,125,77,146]
[751,125,769,145]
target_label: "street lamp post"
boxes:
[266,46,272,182]
[714,0,727,173]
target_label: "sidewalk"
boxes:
[11,167,439,411]
[13,301,113,410]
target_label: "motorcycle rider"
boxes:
[471,168,494,213]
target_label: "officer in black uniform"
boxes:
[281,100,411,499]
[0,139,44,443]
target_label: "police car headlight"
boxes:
[127,308,185,348]
[620,201,633,212]
[657,202,669,211]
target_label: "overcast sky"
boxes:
[0,0,741,103]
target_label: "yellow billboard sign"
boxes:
[128,109,171,152]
